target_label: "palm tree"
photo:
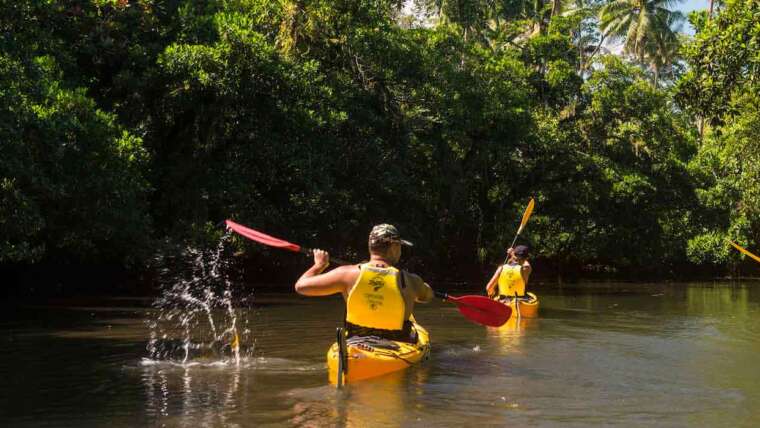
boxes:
[598,0,684,75]
[642,9,683,85]
[563,0,607,73]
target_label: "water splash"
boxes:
[146,231,252,365]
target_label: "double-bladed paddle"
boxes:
[496,198,535,320]
[225,219,511,327]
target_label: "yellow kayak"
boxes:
[503,292,539,318]
[327,322,430,385]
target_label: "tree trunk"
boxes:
[551,0,562,19]
[698,116,705,141]
[582,33,607,73]
[533,0,547,35]
[653,64,659,87]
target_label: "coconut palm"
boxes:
[642,8,683,85]
[598,0,684,71]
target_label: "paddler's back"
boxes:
[342,264,433,321]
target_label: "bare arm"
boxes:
[294,250,356,297]
[521,262,532,285]
[417,280,433,303]
[485,266,502,297]
[406,272,433,303]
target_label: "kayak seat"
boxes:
[346,336,402,351]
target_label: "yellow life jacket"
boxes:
[497,263,525,297]
[346,263,406,331]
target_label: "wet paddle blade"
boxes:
[231,333,240,352]
[728,240,760,264]
[516,198,535,235]
[506,198,536,259]
[226,220,302,252]
[448,295,511,327]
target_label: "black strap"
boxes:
[346,321,416,343]
[498,294,533,301]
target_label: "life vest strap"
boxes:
[345,320,416,344]
[497,294,535,302]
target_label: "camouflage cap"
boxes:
[369,224,413,246]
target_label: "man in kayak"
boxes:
[485,245,532,301]
[295,224,434,343]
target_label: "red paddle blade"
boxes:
[225,220,302,252]
[448,295,511,327]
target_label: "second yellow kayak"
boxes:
[503,292,539,318]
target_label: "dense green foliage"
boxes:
[0,43,150,264]
[677,0,760,265]
[1,0,758,282]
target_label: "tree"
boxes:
[677,0,760,124]
[598,0,684,83]
[0,54,151,264]
[677,0,760,265]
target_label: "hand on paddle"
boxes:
[311,249,330,271]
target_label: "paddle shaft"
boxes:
[336,327,347,387]
[503,220,528,264]
[298,246,351,266]
[728,240,760,264]
[514,295,522,320]
[434,290,451,300]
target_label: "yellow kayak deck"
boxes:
[327,323,430,385]
[502,292,539,318]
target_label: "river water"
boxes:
[2,282,760,427]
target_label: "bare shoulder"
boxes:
[334,264,361,282]
[402,270,424,286]
[334,264,361,273]
[522,261,532,275]
[402,270,433,302]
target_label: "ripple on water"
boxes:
[4,282,760,426]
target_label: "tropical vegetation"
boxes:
[1,0,758,289]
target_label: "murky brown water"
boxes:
[2,282,760,427]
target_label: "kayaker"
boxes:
[295,224,433,343]
[485,245,532,301]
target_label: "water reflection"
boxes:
[5,283,760,426]
[142,363,242,427]
[686,284,752,316]
[288,368,431,428]
[485,315,538,355]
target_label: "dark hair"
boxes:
[514,245,529,258]
[369,240,392,255]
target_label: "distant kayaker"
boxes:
[295,224,434,343]
[485,245,532,301]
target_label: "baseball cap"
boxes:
[369,224,413,246]
[514,245,529,257]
